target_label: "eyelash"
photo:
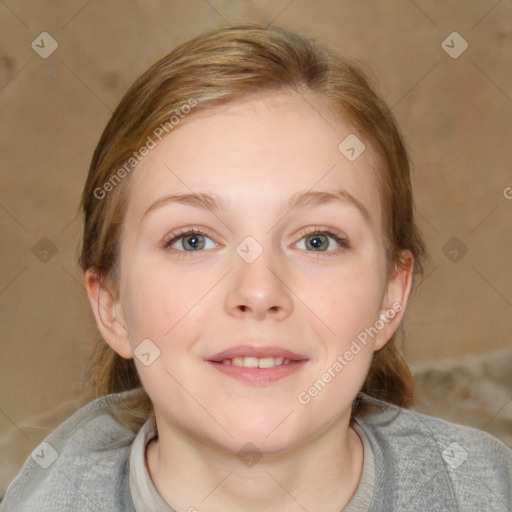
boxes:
[162,226,349,257]
[294,227,349,257]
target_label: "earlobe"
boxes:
[374,251,414,350]
[84,269,133,359]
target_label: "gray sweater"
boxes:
[2,391,511,511]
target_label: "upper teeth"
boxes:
[222,356,291,368]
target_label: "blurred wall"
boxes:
[1,0,511,495]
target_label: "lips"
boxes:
[208,345,308,363]
[207,345,309,384]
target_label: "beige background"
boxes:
[1,0,511,496]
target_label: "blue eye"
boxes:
[296,230,348,252]
[164,230,217,251]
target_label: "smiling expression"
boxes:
[97,90,409,454]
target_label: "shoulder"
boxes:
[1,392,139,512]
[355,393,512,511]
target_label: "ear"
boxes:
[84,268,133,359]
[373,250,414,350]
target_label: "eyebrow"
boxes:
[142,189,372,227]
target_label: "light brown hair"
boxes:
[79,23,428,431]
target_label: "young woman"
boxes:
[3,23,511,512]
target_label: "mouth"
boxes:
[216,356,293,368]
[207,345,309,385]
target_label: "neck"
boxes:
[146,413,364,511]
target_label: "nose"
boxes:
[224,245,293,321]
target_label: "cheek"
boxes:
[311,264,384,338]
[297,338,373,420]
[123,256,218,341]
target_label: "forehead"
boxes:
[124,91,383,230]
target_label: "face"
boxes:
[88,91,412,455]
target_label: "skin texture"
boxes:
[85,90,413,511]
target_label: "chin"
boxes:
[211,413,307,456]
[217,432,302,459]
